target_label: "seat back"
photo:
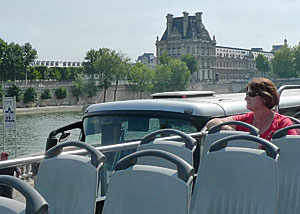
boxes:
[0,175,48,214]
[191,135,279,214]
[137,129,196,170]
[35,141,105,214]
[201,121,259,163]
[271,124,300,214]
[102,149,195,214]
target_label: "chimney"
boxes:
[166,13,174,36]
[183,11,189,37]
[195,12,202,29]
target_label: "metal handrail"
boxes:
[0,132,204,170]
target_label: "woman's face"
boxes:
[245,88,265,111]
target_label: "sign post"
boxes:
[3,97,17,156]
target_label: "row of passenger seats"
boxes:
[0,141,105,214]
[102,126,281,214]
[197,121,300,214]
[1,122,299,213]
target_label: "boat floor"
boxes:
[12,178,34,203]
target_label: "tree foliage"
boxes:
[180,54,198,74]
[23,87,37,104]
[6,84,22,102]
[22,42,38,84]
[84,78,98,99]
[154,58,190,92]
[83,49,100,81]
[271,45,296,78]
[112,53,131,101]
[51,68,61,80]
[127,63,154,98]
[159,52,172,65]
[0,39,38,82]
[293,45,300,75]
[41,88,52,100]
[0,84,4,100]
[83,47,131,102]
[71,75,85,103]
[3,42,24,82]
[0,38,7,81]
[255,54,271,74]
[55,87,67,100]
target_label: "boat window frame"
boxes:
[81,110,210,143]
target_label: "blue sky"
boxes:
[1,0,299,62]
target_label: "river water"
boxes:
[0,111,83,158]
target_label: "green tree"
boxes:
[6,84,22,102]
[59,67,71,81]
[159,51,172,65]
[22,42,38,85]
[32,69,42,80]
[51,68,61,80]
[68,67,84,81]
[293,45,300,76]
[180,54,198,74]
[154,58,190,92]
[23,87,37,106]
[94,48,120,102]
[83,48,103,100]
[71,75,85,103]
[33,66,48,79]
[127,63,154,98]
[255,54,271,75]
[84,78,98,100]
[112,53,131,101]
[0,84,4,100]
[271,46,295,78]
[83,49,100,81]
[2,42,23,82]
[41,88,52,100]
[0,38,8,82]
[55,87,67,104]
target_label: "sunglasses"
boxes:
[246,91,260,97]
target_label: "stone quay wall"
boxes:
[2,78,300,107]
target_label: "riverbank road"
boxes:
[0,105,84,115]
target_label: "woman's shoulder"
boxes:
[233,112,253,121]
[274,112,293,124]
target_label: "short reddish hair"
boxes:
[247,78,279,109]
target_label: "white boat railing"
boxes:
[0,132,204,182]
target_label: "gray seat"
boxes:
[201,121,259,164]
[35,141,105,214]
[102,149,195,214]
[0,175,48,214]
[137,129,197,170]
[191,135,279,214]
[271,124,300,214]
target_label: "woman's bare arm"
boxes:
[205,116,235,130]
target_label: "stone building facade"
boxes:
[155,12,274,82]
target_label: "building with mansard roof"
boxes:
[155,12,275,82]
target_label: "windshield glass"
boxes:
[83,113,203,197]
[83,114,198,146]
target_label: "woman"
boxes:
[206,78,297,142]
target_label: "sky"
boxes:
[1,0,300,62]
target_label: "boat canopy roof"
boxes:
[85,93,249,118]
[85,88,300,118]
